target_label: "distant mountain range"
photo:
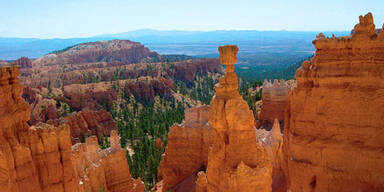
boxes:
[0,29,349,60]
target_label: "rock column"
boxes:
[197,45,272,192]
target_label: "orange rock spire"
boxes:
[197,45,272,192]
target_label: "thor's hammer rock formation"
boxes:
[196,45,272,192]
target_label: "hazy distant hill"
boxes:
[0,30,349,60]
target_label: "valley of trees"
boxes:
[99,71,218,190]
[22,43,305,190]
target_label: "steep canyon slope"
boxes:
[16,39,223,190]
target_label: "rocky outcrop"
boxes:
[22,87,61,125]
[29,98,58,125]
[174,58,221,86]
[22,87,38,104]
[13,57,32,68]
[283,13,384,191]
[0,66,143,192]
[157,106,212,191]
[256,119,285,192]
[13,57,33,77]
[0,66,77,191]
[33,40,161,66]
[124,78,174,103]
[198,45,272,191]
[72,130,144,192]
[63,82,117,111]
[19,123,79,191]
[258,79,296,129]
[49,110,117,144]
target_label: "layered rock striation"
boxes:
[48,110,117,144]
[258,79,296,129]
[34,40,161,66]
[157,106,212,191]
[197,45,272,191]
[0,66,143,192]
[0,66,76,191]
[72,130,144,192]
[256,118,285,192]
[283,13,384,191]
[13,57,32,68]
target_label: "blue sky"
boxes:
[1,0,383,38]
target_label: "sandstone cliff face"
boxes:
[198,45,272,192]
[72,130,144,192]
[258,79,296,129]
[283,13,384,191]
[256,119,285,192]
[0,66,77,192]
[0,66,143,192]
[63,82,118,111]
[174,58,221,86]
[158,106,212,191]
[124,78,174,103]
[48,110,117,144]
[22,87,117,144]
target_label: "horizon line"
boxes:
[0,28,354,40]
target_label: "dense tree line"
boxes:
[108,93,184,190]
[239,80,262,112]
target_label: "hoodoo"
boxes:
[283,12,384,191]
[196,45,272,191]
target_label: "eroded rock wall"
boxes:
[72,130,144,192]
[0,66,143,192]
[158,106,212,191]
[258,79,296,129]
[283,13,384,191]
[48,109,117,144]
[0,66,77,192]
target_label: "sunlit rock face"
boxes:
[256,118,285,192]
[258,79,296,129]
[0,66,77,192]
[283,13,384,191]
[0,66,143,192]
[72,130,144,192]
[199,45,272,192]
[157,106,212,192]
